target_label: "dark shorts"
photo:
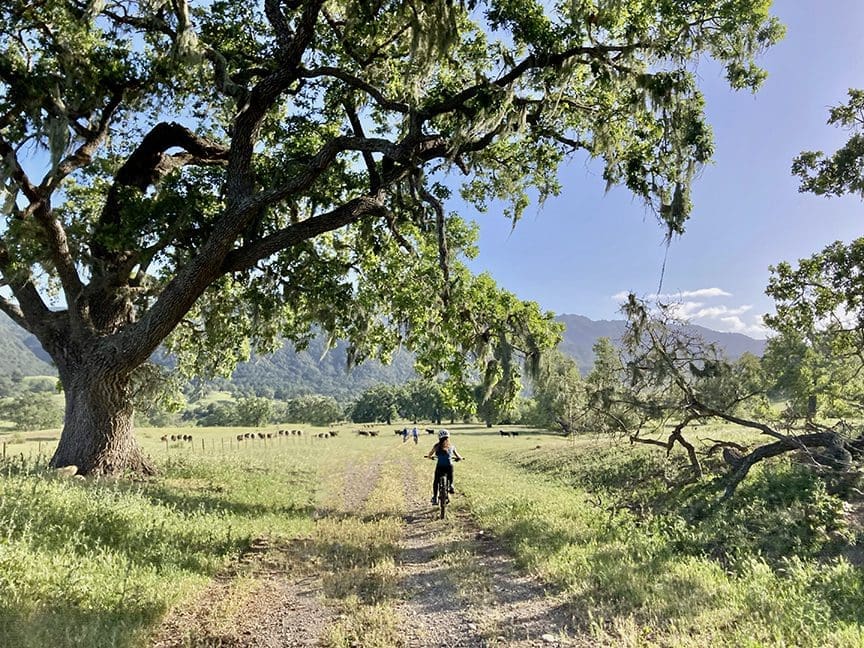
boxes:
[433,464,454,494]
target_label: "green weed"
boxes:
[0,450,317,647]
[456,431,864,647]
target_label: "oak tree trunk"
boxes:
[49,363,154,476]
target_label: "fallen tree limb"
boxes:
[722,432,847,499]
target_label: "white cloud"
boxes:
[611,287,733,303]
[719,316,770,338]
[609,288,768,338]
[652,287,733,300]
[692,304,752,319]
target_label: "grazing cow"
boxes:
[500,430,510,437]
[368,430,379,437]
[426,428,435,435]
[170,434,177,441]
[511,431,519,437]
[160,435,168,442]
[329,430,338,437]
[236,434,244,442]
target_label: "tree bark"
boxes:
[49,363,154,476]
[721,432,841,500]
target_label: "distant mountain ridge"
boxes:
[556,313,767,375]
[0,312,767,395]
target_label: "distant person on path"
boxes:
[412,426,419,444]
[425,429,463,505]
[402,427,409,443]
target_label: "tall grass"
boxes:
[4,423,864,647]
[456,433,864,647]
[0,447,318,648]
[318,445,408,648]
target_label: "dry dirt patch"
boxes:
[151,537,335,648]
[391,457,585,648]
[151,450,587,647]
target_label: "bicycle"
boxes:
[431,456,461,519]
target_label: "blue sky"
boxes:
[466,0,863,338]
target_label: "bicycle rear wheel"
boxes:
[438,475,448,519]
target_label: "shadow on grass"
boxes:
[0,597,167,648]
[0,472,316,575]
[143,485,316,519]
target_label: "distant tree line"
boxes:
[133,379,457,429]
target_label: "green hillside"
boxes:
[0,314,55,377]
[223,335,416,398]
[0,311,766,394]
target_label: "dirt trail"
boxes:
[151,537,335,647]
[392,456,487,647]
[149,456,384,648]
[151,450,582,647]
[392,456,581,648]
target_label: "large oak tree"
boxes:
[0,0,782,474]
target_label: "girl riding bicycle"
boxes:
[426,429,463,504]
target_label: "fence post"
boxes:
[201,438,205,453]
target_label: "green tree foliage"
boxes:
[762,327,864,419]
[525,349,583,434]
[0,0,782,473]
[582,337,634,434]
[188,400,240,427]
[793,89,864,197]
[0,393,63,431]
[235,396,274,427]
[283,394,344,426]
[768,88,864,417]
[351,384,399,424]
[396,380,450,424]
[0,376,14,398]
[765,240,864,419]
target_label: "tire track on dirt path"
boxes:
[393,456,488,647]
[392,456,584,647]
[151,454,389,647]
[151,537,337,647]
[337,453,386,513]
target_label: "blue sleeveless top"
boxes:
[435,445,456,466]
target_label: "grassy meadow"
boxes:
[1,422,863,646]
